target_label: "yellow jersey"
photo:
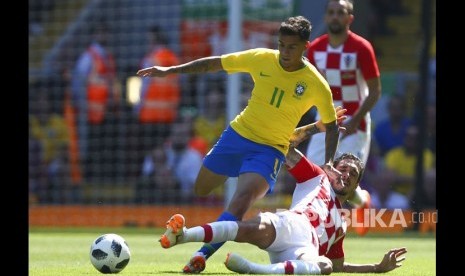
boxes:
[221,48,336,155]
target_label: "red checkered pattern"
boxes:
[290,175,346,258]
[306,31,380,132]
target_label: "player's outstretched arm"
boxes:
[289,106,347,148]
[137,56,223,77]
[332,247,407,273]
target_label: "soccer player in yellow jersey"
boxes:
[137,15,340,273]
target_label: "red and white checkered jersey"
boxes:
[306,31,380,132]
[288,159,347,259]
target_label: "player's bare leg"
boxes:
[193,166,228,196]
[183,167,228,273]
[184,173,269,273]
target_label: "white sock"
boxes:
[249,260,322,274]
[291,260,323,274]
[180,221,239,244]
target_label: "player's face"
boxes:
[331,159,360,196]
[277,34,307,71]
[325,1,353,35]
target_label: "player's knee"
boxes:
[347,187,367,207]
[318,259,333,275]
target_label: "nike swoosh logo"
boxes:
[260,72,271,77]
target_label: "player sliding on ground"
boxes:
[159,150,406,274]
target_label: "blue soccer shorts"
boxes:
[203,125,285,193]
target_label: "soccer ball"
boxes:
[89,233,131,274]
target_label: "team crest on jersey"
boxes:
[344,54,353,68]
[294,81,307,97]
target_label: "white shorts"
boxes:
[259,210,318,263]
[305,129,370,165]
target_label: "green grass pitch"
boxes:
[29,227,435,275]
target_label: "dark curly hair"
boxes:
[279,15,312,41]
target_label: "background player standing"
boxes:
[304,0,382,220]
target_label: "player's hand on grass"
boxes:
[375,247,407,272]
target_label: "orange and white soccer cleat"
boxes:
[159,214,186,248]
[183,254,206,274]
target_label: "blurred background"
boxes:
[29,0,436,232]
